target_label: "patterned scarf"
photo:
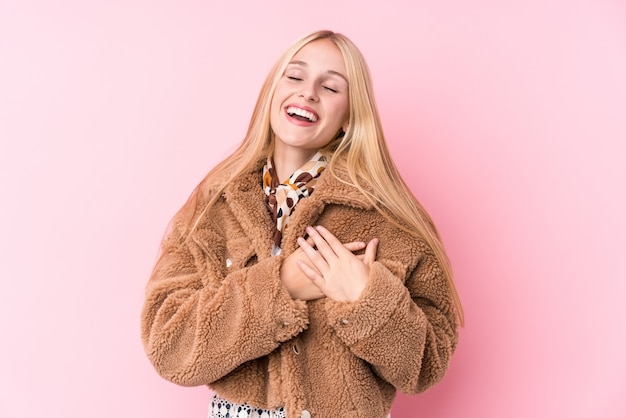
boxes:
[263,151,327,249]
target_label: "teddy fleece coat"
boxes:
[141,162,458,418]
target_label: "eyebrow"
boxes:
[288,60,348,82]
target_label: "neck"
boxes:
[272,145,318,183]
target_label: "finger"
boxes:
[314,225,345,248]
[297,235,317,256]
[296,259,328,295]
[343,241,366,252]
[297,236,331,274]
[312,225,353,257]
[294,236,316,256]
[363,238,379,265]
[305,226,337,260]
[296,259,322,282]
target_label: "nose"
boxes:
[299,82,318,102]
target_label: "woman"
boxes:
[141,30,463,418]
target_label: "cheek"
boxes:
[336,98,350,124]
[269,105,280,133]
[272,81,291,103]
[271,85,292,116]
[269,90,284,123]
[270,90,280,110]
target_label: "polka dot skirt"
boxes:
[209,393,286,418]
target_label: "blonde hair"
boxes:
[174,30,463,326]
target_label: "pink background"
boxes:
[1,1,625,417]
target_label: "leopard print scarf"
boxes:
[263,151,327,251]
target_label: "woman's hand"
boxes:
[281,236,367,301]
[296,225,379,302]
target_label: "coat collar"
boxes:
[311,165,374,210]
[223,159,374,210]
[222,160,375,256]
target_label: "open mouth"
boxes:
[286,106,318,123]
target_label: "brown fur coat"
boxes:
[141,162,458,418]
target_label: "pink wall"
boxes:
[1,1,625,417]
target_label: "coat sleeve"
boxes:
[324,239,458,394]
[140,205,309,387]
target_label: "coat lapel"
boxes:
[222,163,375,258]
[223,168,275,260]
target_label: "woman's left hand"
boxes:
[296,225,379,302]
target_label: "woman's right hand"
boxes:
[280,239,366,301]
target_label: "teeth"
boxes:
[287,106,318,122]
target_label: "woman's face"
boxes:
[270,39,349,158]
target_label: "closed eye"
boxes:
[287,76,302,81]
[323,86,338,93]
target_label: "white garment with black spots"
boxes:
[208,393,286,418]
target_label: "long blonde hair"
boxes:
[175,30,463,326]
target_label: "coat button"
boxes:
[341,318,349,325]
[292,344,299,355]
[301,410,311,418]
